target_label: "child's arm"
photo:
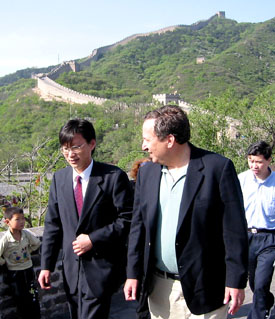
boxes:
[0,236,7,266]
[25,230,41,253]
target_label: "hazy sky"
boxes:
[0,0,274,77]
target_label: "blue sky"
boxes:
[0,0,274,77]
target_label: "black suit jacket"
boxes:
[41,161,133,297]
[127,144,248,315]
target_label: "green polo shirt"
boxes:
[155,165,188,274]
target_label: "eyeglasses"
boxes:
[61,143,86,155]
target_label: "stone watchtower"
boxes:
[217,11,225,18]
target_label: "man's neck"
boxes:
[254,168,271,181]
[167,143,191,170]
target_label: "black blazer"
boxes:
[41,161,133,297]
[127,144,248,315]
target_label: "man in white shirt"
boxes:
[238,141,275,319]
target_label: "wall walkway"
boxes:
[34,75,107,105]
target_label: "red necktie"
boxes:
[74,176,83,216]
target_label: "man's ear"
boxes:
[89,139,96,151]
[167,134,175,148]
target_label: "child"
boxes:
[0,206,41,319]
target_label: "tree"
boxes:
[0,138,64,228]
[239,90,275,149]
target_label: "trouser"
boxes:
[148,273,228,319]
[247,232,275,319]
[65,265,112,319]
[7,267,41,319]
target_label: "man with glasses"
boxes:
[38,119,133,319]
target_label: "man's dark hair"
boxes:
[144,105,190,144]
[59,119,96,146]
[4,207,24,220]
[247,141,272,160]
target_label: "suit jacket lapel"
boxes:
[146,164,162,236]
[77,161,103,226]
[177,145,204,233]
[62,167,79,226]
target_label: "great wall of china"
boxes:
[33,74,108,105]
[33,12,225,106]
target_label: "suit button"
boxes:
[148,242,151,246]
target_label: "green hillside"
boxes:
[54,16,275,103]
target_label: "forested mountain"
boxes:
[54,16,275,103]
[1,15,274,103]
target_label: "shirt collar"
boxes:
[161,165,188,176]
[73,160,93,182]
[250,167,272,184]
[7,228,25,242]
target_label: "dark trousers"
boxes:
[248,232,275,319]
[65,265,112,319]
[7,267,41,319]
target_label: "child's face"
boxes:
[6,213,25,231]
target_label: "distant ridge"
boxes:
[79,11,225,69]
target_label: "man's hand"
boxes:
[38,270,51,289]
[72,234,93,256]
[124,279,139,301]
[224,287,245,315]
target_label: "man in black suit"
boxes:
[38,119,133,319]
[124,105,248,318]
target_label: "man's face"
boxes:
[142,119,168,164]
[248,154,271,180]
[61,133,96,173]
